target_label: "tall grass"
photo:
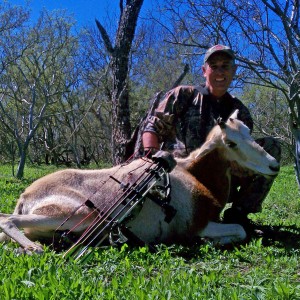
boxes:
[0,164,299,299]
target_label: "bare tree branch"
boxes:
[95,19,114,54]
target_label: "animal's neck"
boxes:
[186,147,231,205]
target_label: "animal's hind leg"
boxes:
[200,221,247,244]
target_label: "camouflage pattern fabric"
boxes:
[144,85,253,157]
[143,85,281,214]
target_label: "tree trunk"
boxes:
[96,0,144,165]
[292,126,300,188]
[16,149,26,179]
[111,87,131,165]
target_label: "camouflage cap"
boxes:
[204,45,235,63]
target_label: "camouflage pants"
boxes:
[228,137,281,214]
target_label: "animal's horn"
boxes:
[229,109,239,120]
[217,117,226,128]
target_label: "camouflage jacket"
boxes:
[143,85,253,156]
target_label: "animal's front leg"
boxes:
[0,216,44,254]
[200,221,247,245]
[0,213,12,217]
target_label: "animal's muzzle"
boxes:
[269,164,280,173]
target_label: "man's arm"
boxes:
[142,85,194,152]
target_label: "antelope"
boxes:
[0,110,280,254]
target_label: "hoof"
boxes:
[15,244,44,255]
[27,244,44,254]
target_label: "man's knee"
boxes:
[255,136,281,162]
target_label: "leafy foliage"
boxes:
[241,83,293,165]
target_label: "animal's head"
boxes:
[195,109,280,177]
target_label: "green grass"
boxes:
[0,165,300,299]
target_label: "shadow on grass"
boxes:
[250,223,300,250]
[47,223,300,260]
[148,223,300,261]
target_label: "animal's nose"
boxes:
[269,164,280,172]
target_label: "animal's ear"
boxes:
[229,109,239,122]
[217,117,226,128]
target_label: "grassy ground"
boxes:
[0,164,299,299]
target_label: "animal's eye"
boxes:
[226,141,237,148]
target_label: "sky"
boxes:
[7,0,158,29]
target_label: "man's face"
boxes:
[202,53,237,97]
